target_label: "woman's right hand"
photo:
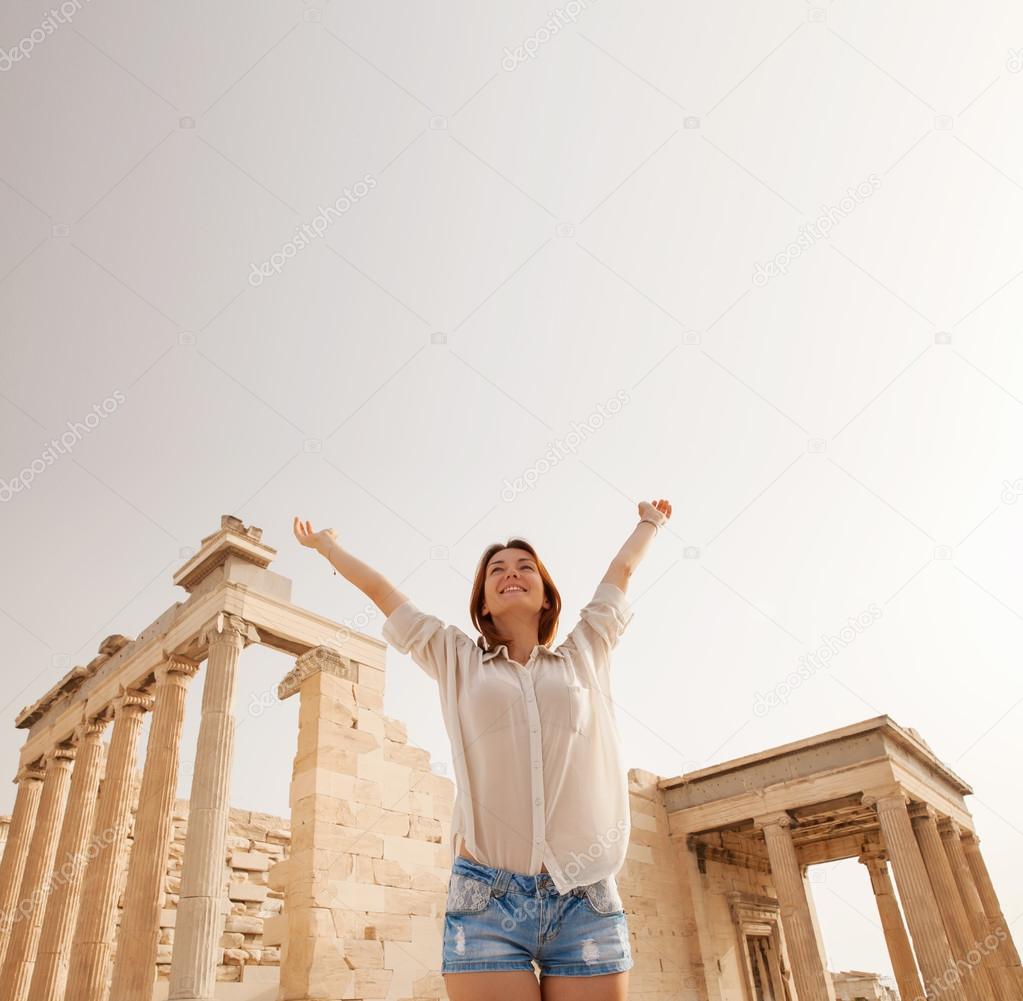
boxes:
[293,516,338,556]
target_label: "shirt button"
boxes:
[535,797,541,805]
[534,838,542,845]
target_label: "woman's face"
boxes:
[481,547,547,619]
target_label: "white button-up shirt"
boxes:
[381,581,634,895]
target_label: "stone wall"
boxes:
[623,770,707,1001]
[155,802,291,985]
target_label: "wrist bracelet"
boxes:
[639,516,661,534]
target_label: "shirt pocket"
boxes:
[567,683,592,735]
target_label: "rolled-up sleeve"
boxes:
[559,581,635,662]
[381,599,472,682]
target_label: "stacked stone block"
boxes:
[272,646,454,1001]
[155,802,291,986]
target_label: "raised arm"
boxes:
[292,516,408,616]
[600,498,672,593]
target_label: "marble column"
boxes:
[27,716,109,1001]
[863,788,966,1001]
[962,831,1023,992]
[169,613,257,1001]
[0,763,45,969]
[859,849,925,1001]
[108,655,199,1001]
[754,812,832,1001]
[939,821,1023,1001]
[65,689,152,1001]
[0,742,77,1001]
[908,804,995,1001]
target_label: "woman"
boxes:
[292,497,671,1001]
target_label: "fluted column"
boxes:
[859,848,925,1001]
[0,763,45,969]
[108,656,199,1001]
[754,812,832,1001]
[0,742,77,1001]
[940,821,1023,1001]
[27,717,109,1001]
[863,788,966,1001]
[908,804,995,1001]
[169,613,257,1001]
[65,690,152,1001]
[963,831,1023,994]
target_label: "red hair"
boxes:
[469,538,562,651]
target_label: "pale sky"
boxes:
[2,0,1023,981]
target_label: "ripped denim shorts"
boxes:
[441,855,633,978]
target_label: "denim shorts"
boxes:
[440,855,633,977]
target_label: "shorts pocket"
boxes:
[446,872,493,915]
[581,876,624,916]
[568,683,592,735]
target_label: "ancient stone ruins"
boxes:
[0,515,1020,1000]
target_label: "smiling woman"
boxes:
[292,498,672,999]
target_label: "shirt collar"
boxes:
[480,642,564,662]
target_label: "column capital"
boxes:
[73,713,110,743]
[14,764,45,786]
[278,645,354,701]
[936,817,967,840]
[858,847,888,868]
[198,612,259,651]
[861,784,909,810]
[156,654,201,685]
[46,742,77,765]
[113,687,154,717]
[906,801,938,823]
